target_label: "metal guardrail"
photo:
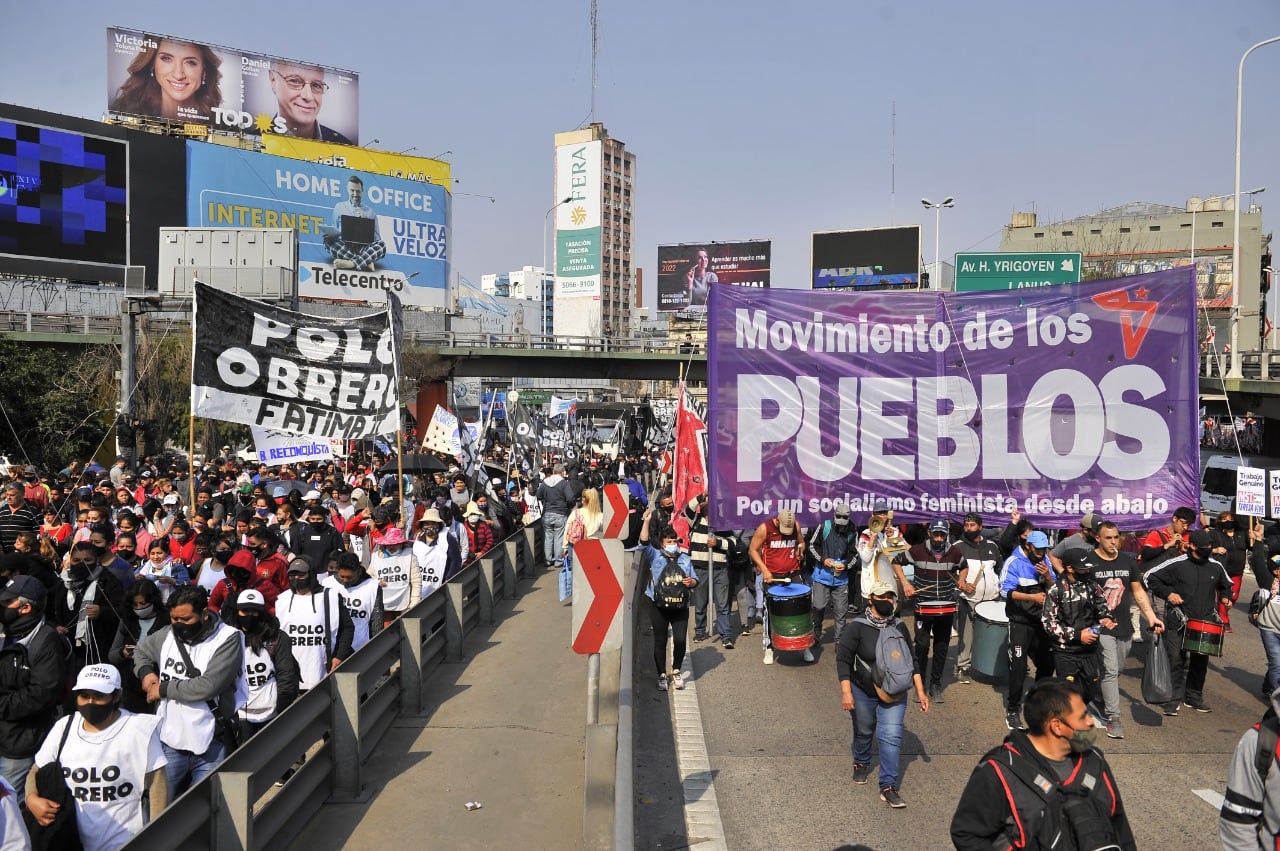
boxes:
[123,526,537,851]
[0,308,703,355]
[1201,350,1280,381]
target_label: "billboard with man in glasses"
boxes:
[106,26,360,144]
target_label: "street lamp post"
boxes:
[543,196,573,329]
[921,197,954,289]
[1228,35,1280,378]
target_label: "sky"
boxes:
[2,1,1278,312]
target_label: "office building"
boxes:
[552,122,635,341]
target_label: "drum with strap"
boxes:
[1183,617,1225,657]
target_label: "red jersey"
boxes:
[757,520,801,578]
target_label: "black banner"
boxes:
[191,283,401,439]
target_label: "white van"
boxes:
[1200,451,1280,516]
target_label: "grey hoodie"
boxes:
[1221,687,1280,849]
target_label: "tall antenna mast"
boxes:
[590,0,599,124]
[890,100,896,224]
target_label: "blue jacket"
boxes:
[999,546,1057,624]
[641,544,695,602]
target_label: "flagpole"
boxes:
[188,414,196,509]
[396,422,406,531]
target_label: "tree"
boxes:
[0,338,113,471]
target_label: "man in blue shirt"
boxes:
[999,530,1058,730]
[323,175,387,272]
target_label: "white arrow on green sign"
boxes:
[954,252,1083,292]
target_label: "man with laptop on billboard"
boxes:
[322,175,387,272]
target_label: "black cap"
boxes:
[0,575,46,603]
[1188,530,1214,550]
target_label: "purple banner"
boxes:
[707,268,1199,532]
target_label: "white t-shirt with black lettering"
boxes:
[35,711,166,851]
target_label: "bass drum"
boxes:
[972,600,1010,679]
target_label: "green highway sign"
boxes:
[954,252,1082,292]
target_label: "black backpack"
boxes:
[1254,707,1280,780]
[999,748,1121,851]
[653,557,691,609]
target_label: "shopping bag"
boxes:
[1142,633,1173,705]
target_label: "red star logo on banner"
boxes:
[1092,287,1159,358]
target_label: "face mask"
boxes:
[213,550,233,564]
[239,613,261,632]
[1189,548,1209,564]
[962,529,981,542]
[0,606,20,626]
[255,508,270,517]
[78,700,118,726]
[227,567,251,585]
[833,517,849,528]
[1067,725,1098,754]
[93,545,108,559]
[930,537,947,554]
[872,599,895,617]
[289,577,310,594]
[662,544,678,556]
[476,504,488,512]
[172,619,202,642]
[133,604,155,619]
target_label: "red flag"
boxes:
[672,385,707,517]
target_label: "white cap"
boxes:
[162,494,179,505]
[236,589,267,610]
[303,489,322,501]
[73,663,121,694]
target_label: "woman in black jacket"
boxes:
[108,578,170,713]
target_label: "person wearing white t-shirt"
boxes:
[277,557,353,692]
[321,552,383,652]
[193,535,235,594]
[133,585,247,797]
[26,663,167,851]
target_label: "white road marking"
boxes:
[671,657,728,851]
[1194,788,1225,811]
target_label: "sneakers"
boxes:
[1105,717,1125,739]
[763,648,774,665]
[658,674,669,692]
[1086,700,1108,727]
[1005,709,1023,730]
[852,763,872,785]
[692,632,710,643]
[928,684,946,704]
[880,786,907,808]
[672,672,686,690]
[742,622,755,636]
[333,259,356,270]
[802,648,815,663]
[723,638,735,650]
[1162,702,1181,717]
[954,667,972,684]
[1189,701,1213,713]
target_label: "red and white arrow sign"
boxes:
[600,484,630,539]
[571,538,625,655]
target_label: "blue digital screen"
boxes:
[0,120,128,264]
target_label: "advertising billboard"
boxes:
[0,119,128,265]
[657,241,771,312]
[456,280,539,341]
[812,225,920,288]
[187,142,449,307]
[260,136,450,189]
[554,139,601,298]
[107,26,359,144]
[708,267,1199,531]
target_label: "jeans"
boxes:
[163,737,229,798]
[0,756,31,794]
[811,581,850,644]
[1261,628,1280,695]
[1098,634,1132,720]
[694,563,732,639]
[913,612,954,687]
[851,683,907,791]
[542,513,568,565]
